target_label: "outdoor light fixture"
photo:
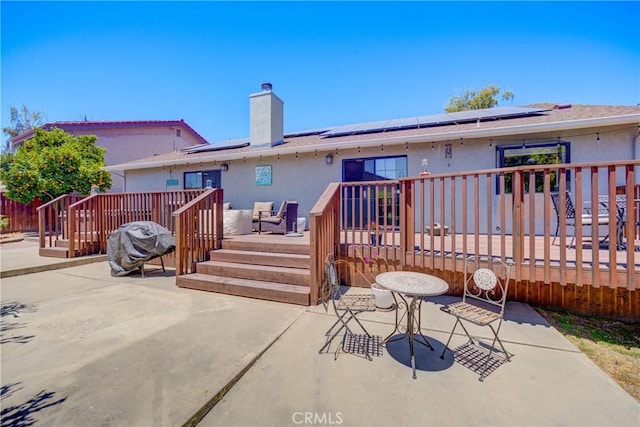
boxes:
[325,154,333,165]
[220,163,229,172]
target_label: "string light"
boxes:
[460,138,464,147]
[405,142,409,150]
[295,152,298,159]
[381,144,384,152]
[358,146,361,153]
[445,127,634,151]
[432,141,435,150]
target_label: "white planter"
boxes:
[371,283,394,310]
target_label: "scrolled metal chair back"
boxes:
[463,256,512,315]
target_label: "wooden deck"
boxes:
[223,229,639,280]
[343,231,640,270]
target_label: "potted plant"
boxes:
[357,250,394,310]
[371,282,394,311]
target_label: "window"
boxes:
[497,141,570,193]
[343,155,407,182]
[342,155,407,228]
[184,170,221,189]
[176,129,181,137]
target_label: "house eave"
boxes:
[105,114,640,172]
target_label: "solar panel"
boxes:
[321,106,549,138]
[352,119,390,133]
[182,137,250,153]
[285,127,331,138]
[385,117,418,130]
[321,123,362,137]
[418,113,452,126]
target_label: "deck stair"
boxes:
[39,236,100,258]
[176,237,311,305]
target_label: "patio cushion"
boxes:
[252,201,274,221]
[261,216,283,224]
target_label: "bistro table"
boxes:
[376,271,449,379]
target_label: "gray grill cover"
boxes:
[107,221,176,277]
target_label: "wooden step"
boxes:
[196,261,310,287]
[210,249,310,269]
[39,247,69,258]
[221,239,310,255]
[177,273,310,306]
[55,239,99,250]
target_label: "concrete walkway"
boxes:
[1,241,638,426]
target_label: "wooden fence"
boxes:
[1,193,41,233]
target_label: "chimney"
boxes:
[250,82,284,148]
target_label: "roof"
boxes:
[101,104,640,171]
[10,119,209,146]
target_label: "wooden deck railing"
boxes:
[317,160,640,319]
[309,182,341,305]
[67,189,205,262]
[38,190,205,259]
[172,188,224,275]
[37,193,87,251]
[1,194,42,233]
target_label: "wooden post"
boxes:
[400,179,414,265]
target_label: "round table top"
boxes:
[376,271,449,296]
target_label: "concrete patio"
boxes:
[1,240,638,426]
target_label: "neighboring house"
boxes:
[9,119,209,192]
[106,83,640,233]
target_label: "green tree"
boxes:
[2,105,46,151]
[445,84,514,113]
[0,128,111,204]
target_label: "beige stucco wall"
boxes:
[124,124,637,235]
[67,125,201,192]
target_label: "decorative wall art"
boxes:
[255,165,272,186]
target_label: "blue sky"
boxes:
[2,1,639,144]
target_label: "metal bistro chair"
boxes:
[318,253,377,360]
[439,256,513,381]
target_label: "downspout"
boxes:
[110,171,126,192]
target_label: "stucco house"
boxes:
[9,119,209,192]
[105,84,640,234]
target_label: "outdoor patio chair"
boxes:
[318,253,377,360]
[251,201,274,230]
[258,200,298,234]
[439,256,513,381]
[551,191,609,247]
